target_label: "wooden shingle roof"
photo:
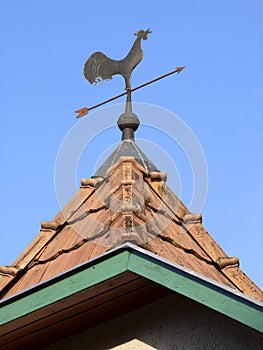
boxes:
[0,152,262,302]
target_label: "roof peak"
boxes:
[94,139,159,177]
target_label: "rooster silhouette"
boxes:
[83,28,152,90]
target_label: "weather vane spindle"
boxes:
[78,29,153,139]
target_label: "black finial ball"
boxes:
[117,112,140,132]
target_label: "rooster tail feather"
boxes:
[84,52,115,85]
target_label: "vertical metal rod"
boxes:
[125,89,132,113]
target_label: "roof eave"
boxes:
[0,243,262,335]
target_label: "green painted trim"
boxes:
[0,250,129,326]
[128,251,263,333]
[0,247,262,333]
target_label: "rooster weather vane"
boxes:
[75,29,185,118]
[84,28,152,90]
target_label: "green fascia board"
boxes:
[0,244,262,333]
[0,250,130,326]
[129,249,263,332]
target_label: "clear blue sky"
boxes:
[1,1,262,290]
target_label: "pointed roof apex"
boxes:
[94,140,159,177]
[95,91,160,177]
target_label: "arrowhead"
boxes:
[75,107,89,118]
[175,66,186,74]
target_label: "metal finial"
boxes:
[117,90,140,141]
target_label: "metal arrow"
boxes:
[75,66,185,118]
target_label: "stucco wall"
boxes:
[42,293,263,350]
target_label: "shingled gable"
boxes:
[0,152,262,302]
[1,130,263,349]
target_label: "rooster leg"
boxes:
[124,75,131,90]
